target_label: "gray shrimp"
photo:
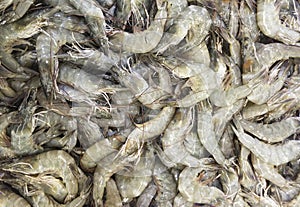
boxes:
[257,0,300,45]
[197,101,229,167]
[173,193,194,207]
[153,158,177,204]
[136,182,157,207]
[68,0,108,48]
[110,0,167,53]
[178,167,231,206]
[232,118,300,166]
[120,106,175,156]
[115,148,155,200]
[162,107,211,167]
[2,150,80,202]
[238,116,300,143]
[104,178,123,207]
[0,184,31,207]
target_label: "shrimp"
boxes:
[80,138,118,172]
[0,78,16,97]
[184,130,210,160]
[251,155,290,188]
[136,182,157,207]
[115,148,155,200]
[36,26,86,98]
[232,118,300,166]
[154,5,211,54]
[153,158,177,204]
[110,0,167,53]
[238,116,300,143]
[104,178,123,207]
[1,150,80,202]
[120,106,175,155]
[173,193,194,207]
[0,184,31,207]
[164,0,187,29]
[178,167,231,206]
[243,43,300,83]
[68,0,108,48]
[162,107,211,167]
[197,101,229,167]
[257,0,300,45]
[93,153,129,207]
[0,0,35,24]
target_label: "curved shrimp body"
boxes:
[68,0,107,48]
[238,117,300,143]
[2,150,80,202]
[232,119,300,166]
[121,106,175,155]
[257,0,300,45]
[110,1,167,53]
[197,102,228,166]
[104,178,123,207]
[0,184,31,207]
[162,107,209,167]
[178,167,231,206]
[80,138,118,172]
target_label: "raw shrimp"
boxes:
[238,116,300,143]
[173,193,194,207]
[0,184,31,207]
[243,43,300,83]
[0,78,16,97]
[164,0,187,29]
[251,155,290,188]
[232,118,300,166]
[238,146,258,191]
[36,27,86,98]
[197,101,229,167]
[1,150,80,202]
[136,182,157,207]
[93,153,129,207]
[110,0,167,53]
[104,178,123,207]
[68,0,108,48]
[153,158,177,204]
[162,107,211,167]
[154,5,211,54]
[115,147,155,199]
[257,0,300,45]
[178,167,231,206]
[0,0,35,24]
[183,130,210,160]
[80,138,118,172]
[120,106,175,155]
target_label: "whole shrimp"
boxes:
[136,182,157,207]
[120,106,175,156]
[197,101,229,167]
[232,118,300,166]
[68,0,108,48]
[257,0,300,45]
[115,147,155,199]
[237,116,300,143]
[104,178,123,207]
[0,184,31,207]
[1,150,80,202]
[162,107,211,167]
[178,166,231,206]
[110,0,167,53]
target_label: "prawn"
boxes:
[197,101,229,167]
[162,107,211,167]
[104,178,123,207]
[0,184,31,207]
[136,182,157,207]
[68,0,108,48]
[120,106,175,156]
[110,0,167,53]
[232,118,300,166]
[178,167,231,206]
[257,0,300,45]
[238,116,300,143]
[1,150,80,202]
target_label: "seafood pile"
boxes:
[0,0,300,206]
